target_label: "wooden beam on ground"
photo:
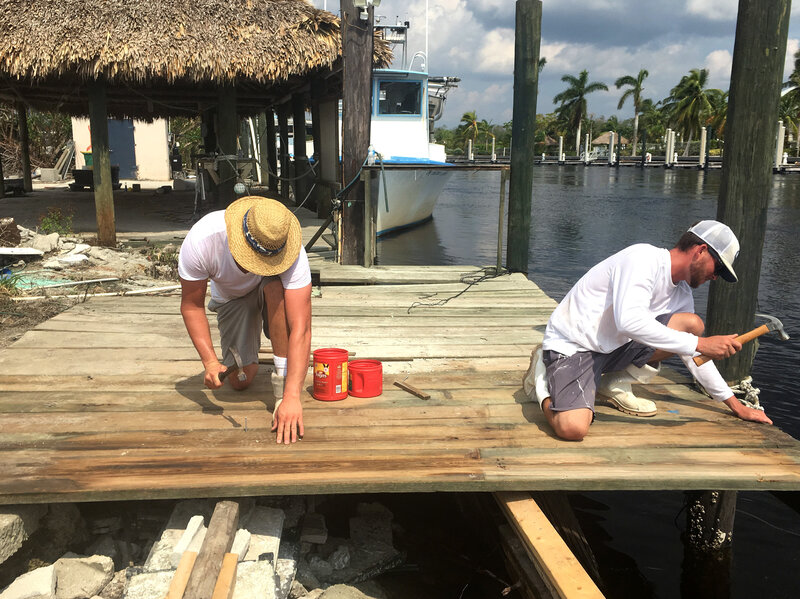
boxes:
[184,501,240,599]
[166,551,198,599]
[340,0,373,265]
[507,0,541,273]
[15,102,32,192]
[87,79,116,247]
[210,553,238,599]
[495,491,605,599]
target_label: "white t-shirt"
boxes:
[178,210,312,304]
[543,243,734,401]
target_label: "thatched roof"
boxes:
[592,131,629,145]
[0,0,391,118]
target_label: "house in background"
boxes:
[72,117,171,180]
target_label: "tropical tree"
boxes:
[538,57,547,74]
[637,99,665,152]
[704,89,728,142]
[615,68,649,156]
[459,110,479,151]
[662,68,721,155]
[781,48,800,156]
[553,70,608,153]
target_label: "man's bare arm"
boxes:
[179,277,227,388]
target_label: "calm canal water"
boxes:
[378,166,800,598]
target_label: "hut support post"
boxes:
[340,0,374,265]
[681,490,735,596]
[87,80,116,247]
[15,103,32,192]
[216,86,238,207]
[507,0,541,274]
[278,105,291,201]
[257,113,269,185]
[707,0,791,380]
[292,94,310,209]
[310,81,325,213]
[266,110,278,194]
[313,90,339,219]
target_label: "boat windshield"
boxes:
[377,81,422,115]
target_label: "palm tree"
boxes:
[662,68,721,155]
[538,57,547,74]
[615,68,649,156]
[459,111,479,152]
[705,89,728,141]
[553,70,608,153]
[781,48,800,156]
[638,99,665,150]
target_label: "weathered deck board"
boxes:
[1,268,799,504]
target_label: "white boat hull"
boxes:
[375,168,453,236]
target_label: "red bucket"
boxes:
[313,348,349,401]
[348,359,383,398]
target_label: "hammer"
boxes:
[693,313,789,366]
[219,347,248,382]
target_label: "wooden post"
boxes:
[681,490,735,596]
[16,103,32,192]
[775,120,786,169]
[706,0,791,381]
[608,132,616,166]
[497,168,509,274]
[340,0,374,265]
[292,94,310,208]
[699,126,707,168]
[278,104,291,201]
[507,0,541,274]
[317,98,340,219]
[256,113,269,185]
[310,79,325,212]
[184,501,239,599]
[266,109,278,194]
[87,79,116,247]
[216,85,238,207]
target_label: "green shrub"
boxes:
[38,207,73,236]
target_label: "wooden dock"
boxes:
[2,264,800,504]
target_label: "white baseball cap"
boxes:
[687,220,740,283]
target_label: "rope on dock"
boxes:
[407,267,510,313]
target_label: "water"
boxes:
[378,166,800,598]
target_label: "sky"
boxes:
[309,0,800,129]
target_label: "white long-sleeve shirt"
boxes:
[543,243,734,401]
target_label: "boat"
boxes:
[370,21,458,236]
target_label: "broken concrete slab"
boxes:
[169,515,205,568]
[0,564,56,599]
[318,584,373,599]
[122,570,172,599]
[230,529,251,562]
[53,554,114,599]
[95,570,125,599]
[232,559,276,599]
[85,536,118,570]
[23,232,59,254]
[242,506,284,562]
[275,541,300,599]
[0,505,48,564]
[300,514,327,545]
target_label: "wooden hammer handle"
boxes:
[692,323,770,366]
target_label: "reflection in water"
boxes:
[377,165,800,598]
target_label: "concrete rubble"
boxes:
[0,497,401,599]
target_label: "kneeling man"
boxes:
[524,220,772,441]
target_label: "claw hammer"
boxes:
[693,313,789,366]
[219,347,248,382]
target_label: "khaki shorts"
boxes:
[208,277,277,368]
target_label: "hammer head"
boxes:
[755,313,790,341]
[228,347,248,382]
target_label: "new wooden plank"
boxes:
[495,492,605,599]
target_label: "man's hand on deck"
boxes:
[204,360,228,389]
[697,334,742,360]
[272,397,304,444]
[724,397,773,425]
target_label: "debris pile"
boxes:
[0,497,402,599]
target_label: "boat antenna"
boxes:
[425,0,429,73]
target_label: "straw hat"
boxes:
[225,196,301,276]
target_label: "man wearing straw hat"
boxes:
[178,196,312,444]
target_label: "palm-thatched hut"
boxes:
[0,0,391,243]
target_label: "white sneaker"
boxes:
[597,365,658,417]
[523,345,550,409]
